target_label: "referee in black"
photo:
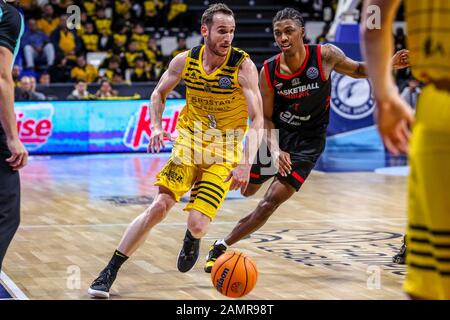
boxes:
[0,0,28,273]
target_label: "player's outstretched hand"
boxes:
[148,129,174,153]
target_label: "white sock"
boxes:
[216,239,228,247]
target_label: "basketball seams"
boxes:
[211,251,236,286]
[224,252,242,297]
[240,257,249,297]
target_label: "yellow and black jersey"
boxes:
[94,18,112,36]
[145,48,163,65]
[36,18,60,36]
[144,0,164,17]
[131,33,150,51]
[125,51,144,68]
[113,33,128,48]
[81,33,99,52]
[83,1,97,17]
[115,0,130,16]
[175,45,250,164]
[168,2,187,22]
[405,0,450,83]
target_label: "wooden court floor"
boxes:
[3,153,408,299]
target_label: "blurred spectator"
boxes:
[81,22,100,52]
[125,40,145,69]
[67,79,94,100]
[37,4,60,36]
[167,0,189,29]
[95,79,118,98]
[12,65,21,86]
[401,78,421,110]
[93,7,112,36]
[112,24,129,52]
[20,0,40,19]
[22,18,55,70]
[104,56,123,81]
[315,24,330,44]
[82,0,98,17]
[48,53,71,83]
[145,37,163,64]
[131,23,149,51]
[76,12,90,37]
[114,0,132,18]
[50,15,83,59]
[98,29,114,52]
[394,27,406,51]
[145,37,164,78]
[143,0,165,29]
[39,72,51,86]
[15,76,46,101]
[131,56,153,82]
[170,34,188,59]
[71,55,98,83]
[111,70,126,84]
[49,0,69,16]
[29,76,47,100]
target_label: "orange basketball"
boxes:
[211,251,258,298]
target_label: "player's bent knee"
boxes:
[187,220,208,238]
[242,184,260,197]
[258,195,283,216]
[145,201,169,224]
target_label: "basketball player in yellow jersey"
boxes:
[88,3,264,298]
[362,0,450,299]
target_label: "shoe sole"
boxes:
[177,247,200,273]
[87,287,110,299]
[204,265,212,273]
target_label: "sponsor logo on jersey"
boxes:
[307,66,319,80]
[218,76,232,89]
[277,82,319,99]
[279,111,311,126]
[274,81,283,90]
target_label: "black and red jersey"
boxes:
[263,44,331,134]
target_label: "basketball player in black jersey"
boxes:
[204,7,410,272]
[0,0,28,272]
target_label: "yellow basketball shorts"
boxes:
[403,85,450,299]
[154,157,233,220]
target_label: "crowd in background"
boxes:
[11,0,417,104]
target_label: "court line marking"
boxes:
[0,271,29,300]
[19,217,406,230]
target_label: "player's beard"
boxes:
[206,35,228,57]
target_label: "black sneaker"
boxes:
[177,232,200,273]
[87,268,117,298]
[204,241,227,273]
[393,235,407,264]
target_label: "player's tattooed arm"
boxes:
[322,43,368,79]
[322,43,410,79]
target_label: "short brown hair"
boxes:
[201,3,234,27]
